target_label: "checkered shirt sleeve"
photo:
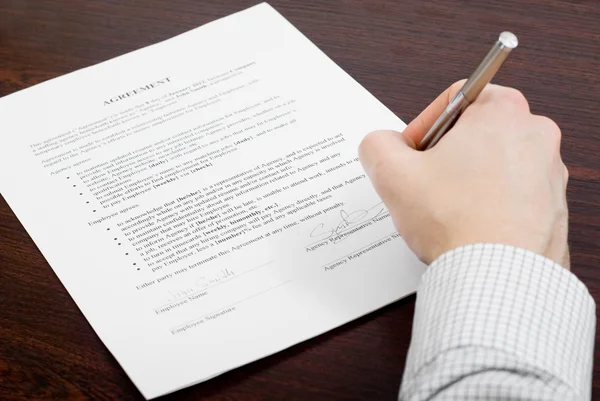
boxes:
[399,243,596,401]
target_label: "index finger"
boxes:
[402,79,466,146]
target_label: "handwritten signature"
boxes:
[165,268,236,303]
[308,201,388,246]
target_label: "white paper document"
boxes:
[0,3,425,398]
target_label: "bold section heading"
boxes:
[104,77,171,106]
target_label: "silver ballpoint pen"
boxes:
[417,31,519,150]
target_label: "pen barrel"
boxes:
[461,32,518,102]
[417,31,517,151]
[419,92,469,150]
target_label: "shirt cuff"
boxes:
[399,243,596,400]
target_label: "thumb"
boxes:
[358,129,417,178]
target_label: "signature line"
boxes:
[170,280,293,332]
[154,260,274,311]
[318,232,398,269]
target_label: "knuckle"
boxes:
[501,87,529,111]
[535,115,562,144]
[539,115,561,136]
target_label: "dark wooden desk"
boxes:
[1,0,599,399]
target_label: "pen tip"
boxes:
[499,31,518,49]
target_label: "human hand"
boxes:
[358,81,570,269]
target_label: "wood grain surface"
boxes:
[1,0,599,399]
